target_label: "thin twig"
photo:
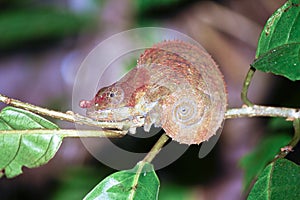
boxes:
[0,94,74,122]
[270,118,300,162]
[225,105,300,119]
[0,94,144,131]
[128,133,170,200]
[290,118,300,147]
[2,93,300,125]
[142,133,170,163]
[0,129,126,138]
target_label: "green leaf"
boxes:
[248,158,300,200]
[84,162,160,200]
[0,106,62,178]
[252,43,300,81]
[252,0,300,80]
[239,134,291,191]
[255,0,300,57]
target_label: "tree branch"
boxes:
[1,93,300,132]
[225,105,300,119]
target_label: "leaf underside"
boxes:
[252,0,300,81]
[84,162,160,200]
[248,158,300,200]
[0,106,62,178]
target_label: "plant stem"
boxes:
[0,94,144,131]
[143,133,170,163]
[0,129,126,138]
[241,67,256,106]
[271,119,300,160]
[128,133,169,200]
[290,118,300,147]
[225,105,300,119]
[2,93,300,125]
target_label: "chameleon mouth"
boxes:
[86,108,113,121]
[79,98,138,122]
[79,99,110,121]
[79,99,94,109]
[85,106,136,123]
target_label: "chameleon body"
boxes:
[80,40,227,145]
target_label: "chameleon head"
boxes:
[79,84,133,121]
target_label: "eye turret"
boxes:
[94,86,125,109]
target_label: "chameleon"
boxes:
[80,40,227,145]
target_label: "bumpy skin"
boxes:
[80,40,227,145]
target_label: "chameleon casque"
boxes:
[80,40,227,145]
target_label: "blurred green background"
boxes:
[1,0,299,199]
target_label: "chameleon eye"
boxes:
[107,86,124,105]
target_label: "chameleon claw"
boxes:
[129,127,137,134]
[143,123,152,132]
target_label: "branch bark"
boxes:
[1,93,300,133]
[225,105,300,119]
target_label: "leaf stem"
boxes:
[0,129,126,138]
[241,67,256,106]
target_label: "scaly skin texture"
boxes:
[80,40,227,144]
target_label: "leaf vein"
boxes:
[267,163,275,200]
[2,134,22,173]
[29,135,53,166]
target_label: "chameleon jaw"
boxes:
[84,98,159,134]
[86,107,135,122]
[85,106,144,134]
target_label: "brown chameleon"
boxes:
[80,40,227,145]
